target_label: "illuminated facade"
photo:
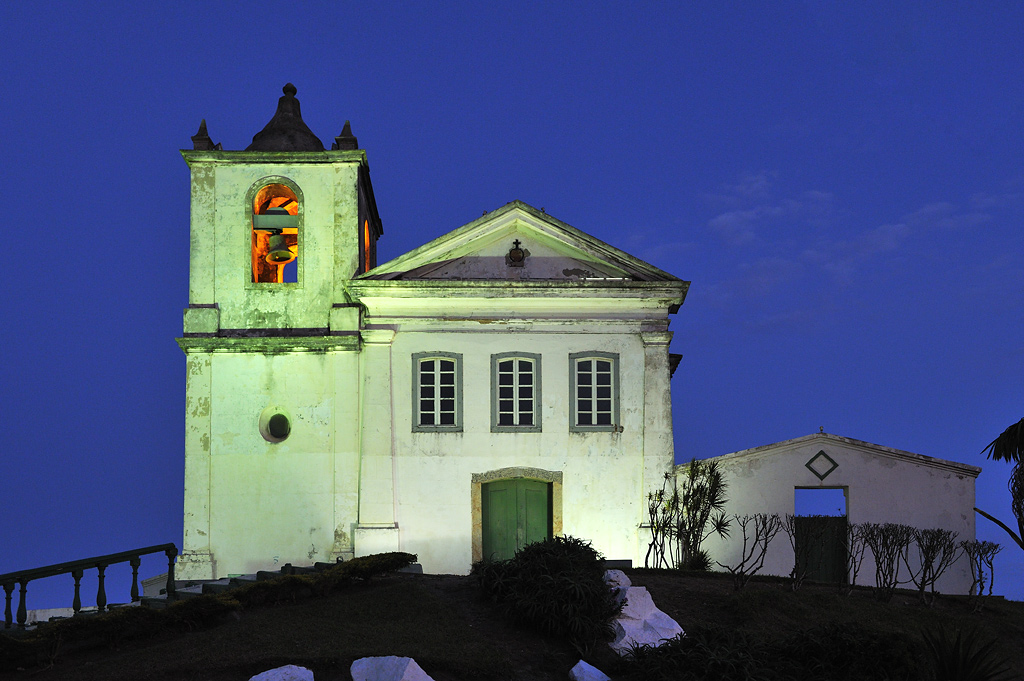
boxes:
[177,86,687,579]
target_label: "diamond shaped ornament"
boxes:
[805,450,838,481]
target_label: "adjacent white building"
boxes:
[700,432,981,593]
[176,85,687,579]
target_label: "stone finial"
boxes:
[245,83,325,152]
[191,119,221,150]
[332,120,359,150]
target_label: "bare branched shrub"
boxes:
[643,461,730,570]
[643,476,674,570]
[961,540,1003,611]
[841,522,869,595]
[903,528,960,605]
[717,513,782,590]
[862,522,914,602]
[782,514,826,591]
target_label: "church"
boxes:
[176,85,687,579]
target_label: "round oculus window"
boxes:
[259,406,293,443]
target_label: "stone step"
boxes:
[172,584,206,600]
[138,558,421,608]
[280,563,317,575]
[139,596,169,610]
[200,578,236,595]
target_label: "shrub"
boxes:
[340,551,417,581]
[231,575,315,608]
[621,622,922,681]
[472,535,621,654]
[773,622,921,681]
[717,513,782,590]
[623,627,766,681]
[905,528,960,605]
[644,462,731,570]
[862,522,914,602]
[923,624,1012,681]
[680,548,712,572]
[164,594,242,631]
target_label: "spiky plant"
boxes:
[922,624,1012,681]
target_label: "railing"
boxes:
[0,543,177,629]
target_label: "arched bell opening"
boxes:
[251,182,300,283]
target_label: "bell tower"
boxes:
[177,85,381,579]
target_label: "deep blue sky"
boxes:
[3,2,1023,606]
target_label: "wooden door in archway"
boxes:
[481,479,552,561]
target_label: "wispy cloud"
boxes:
[697,171,1007,330]
[706,174,841,249]
[970,175,1024,210]
[709,206,780,246]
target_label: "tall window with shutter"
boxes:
[412,352,462,432]
[570,352,619,432]
[491,353,542,432]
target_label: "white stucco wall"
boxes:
[383,328,654,573]
[700,434,980,595]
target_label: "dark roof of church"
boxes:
[245,83,325,152]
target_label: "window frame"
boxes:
[412,352,463,432]
[569,351,619,433]
[490,352,542,433]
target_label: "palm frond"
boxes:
[981,417,1024,463]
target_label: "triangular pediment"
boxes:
[361,201,682,282]
[710,433,981,477]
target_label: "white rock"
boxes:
[608,586,684,656]
[603,569,631,589]
[569,659,611,681]
[351,656,435,681]
[249,665,314,681]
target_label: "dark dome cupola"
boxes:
[245,83,325,152]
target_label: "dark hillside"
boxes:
[3,569,1022,680]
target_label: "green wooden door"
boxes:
[795,515,848,583]
[482,479,551,561]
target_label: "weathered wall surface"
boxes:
[182,151,365,335]
[179,348,361,579]
[700,435,980,595]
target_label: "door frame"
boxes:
[794,486,849,584]
[471,467,563,563]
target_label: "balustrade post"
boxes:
[130,557,141,602]
[17,579,27,629]
[3,582,12,629]
[165,546,178,601]
[71,569,83,615]
[96,565,107,613]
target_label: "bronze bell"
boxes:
[266,232,295,264]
